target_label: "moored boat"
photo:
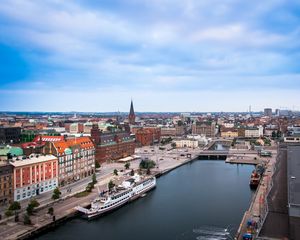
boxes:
[75,174,156,219]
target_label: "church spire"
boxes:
[128,99,136,125]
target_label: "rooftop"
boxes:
[9,154,57,167]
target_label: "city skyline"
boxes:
[1,1,300,112]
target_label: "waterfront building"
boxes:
[0,126,21,144]
[91,124,135,163]
[128,100,136,125]
[192,121,216,138]
[0,162,13,205]
[258,143,300,239]
[173,139,198,148]
[42,137,95,186]
[220,128,238,138]
[10,155,58,201]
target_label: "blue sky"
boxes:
[0,0,300,112]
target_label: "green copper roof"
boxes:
[64,148,72,155]
[0,146,23,156]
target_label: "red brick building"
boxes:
[91,124,135,163]
[11,155,58,201]
[135,127,161,146]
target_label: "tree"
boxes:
[48,207,54,215]
[113,169,118,176]
[86,182,94,192]
[130,169,135,176]
[124,162,130,170]
[92,173,97,184]
[95,161,101,169]
[29,198,40,208]
[52,187,61,200]
[23,214,31,225]
[108,180,115,191]
[8,201,21,211]
[26,204,34,215]
[139,159,156,170]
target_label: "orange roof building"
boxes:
[41,137,95,186]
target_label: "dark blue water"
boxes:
[38,160,254,240]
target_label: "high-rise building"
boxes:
[128,100,136,125]
[264,108,272,117]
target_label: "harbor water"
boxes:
[37,160,254,240]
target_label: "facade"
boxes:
[134,127,161,146]
[69,123,84,134]
[192,121,216,138]
[264,108,272,117]
[128,100,136,125]
[174,139,198,148]
[244,126,264,138]
[42,137,95,186]
[91,125,135,163]
[161,127,176,136]
[220,128,238,138]
[0,163,13,205]
[10,155,58,201]
[0,126,21,144]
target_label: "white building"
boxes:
[174,139,199,148]
[245,126,264,138]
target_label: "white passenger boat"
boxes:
[75,174,156,219]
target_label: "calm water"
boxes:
[38,160,254,240]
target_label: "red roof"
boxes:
[53,137,95,154]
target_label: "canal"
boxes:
[37,160,254,240]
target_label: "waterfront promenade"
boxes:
[0,143,269,240]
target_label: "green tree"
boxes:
[108,180,115,191]
[130,169,135,176]
[92,173,97,184]
[8,201,21,211]
[52,187,61,200]
[139,159,156,170]
[29,198,40,208]
[124,162,130,170]
[23,214,31,225]
[48,207,54,215]
[26,204,34,215]
[95,161,101,169]
[113,169,118,176]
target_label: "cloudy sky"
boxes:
[0,0,300,112]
